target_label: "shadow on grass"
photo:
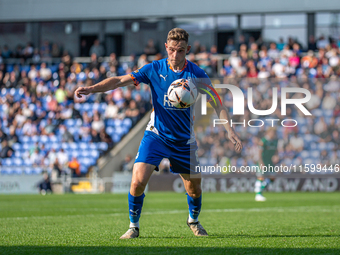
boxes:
[0,246,339,255]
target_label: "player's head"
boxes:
[266,127,277,139]
[165,28,191,68]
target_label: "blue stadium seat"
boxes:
[106,126,114,135]
[13,143,21,151]
[82,103,91,112]
[39,135,49,143]
[311,150,320,158]
[20,136,31,143]
[23,158,33,166]
[61,143,70,150]
[115,126,125,136]
[324,110,333,118]
[22,143,31,150]
[79,142,88,150]
[80,165,88,174]
[49,136,58,143]
[106,119,115,127]
[2,158,13,166]
[1,167,12,175]
[69,143,78,150]
[327,143,335,150]
[23,167,34,175]
[99,103,107,113]
[51,143,61,150]
[318,143,327,150]
[31,136,39,143]
[13,158,23,166]
[80,150,90,157]
[64,119,76,127]
[32,167,43,175]
[114,119,122,127]
[71,151,80,158]
[299,150,309,159]
[112,133,121,143]
[199,157,208,166]
[311,109,323,117]
[14,151,22,158]
[89,143,97,150]
[236,158,245,167]
[90,150,99,159]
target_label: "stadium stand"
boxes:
[0,35,339,176]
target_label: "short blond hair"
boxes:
[167,28,189,43]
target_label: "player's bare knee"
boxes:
[188,187,201,198]
[130,181,146,196]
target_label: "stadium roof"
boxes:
[1,0,340,22]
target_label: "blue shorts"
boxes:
[135,131,199,174]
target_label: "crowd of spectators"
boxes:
[0,45,152,176]
[1,34,340,176]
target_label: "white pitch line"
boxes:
[0,205,339,221]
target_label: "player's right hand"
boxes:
[75,86,92,98]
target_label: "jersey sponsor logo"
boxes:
[163,94,186,111]
[160,74,168,81]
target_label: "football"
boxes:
[167,79,198,108]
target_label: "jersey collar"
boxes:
[167,58,188,73]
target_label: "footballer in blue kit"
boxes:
[75,28,242,239]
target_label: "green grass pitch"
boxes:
[0,192,339,254]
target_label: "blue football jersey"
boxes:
[130,58,214,144]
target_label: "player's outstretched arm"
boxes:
[75,74,134,98]
[211,103,243,153]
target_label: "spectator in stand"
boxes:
[80,40,89,57]
[322,92,337,110]
[2,45,11,58]
[37,173,52,195]
[91,129,101,143]
[89,53,99,70]
[224,38,235,54]
[89,39,104,57]
[40,40,51,58]
[59,124,74,142]
[28,65,38,80]
[137,54,148,68]
[91,113,105,133]
[0,140,14,158]
[104,100,119,119]
[144,39,158,56]
[55,83,67,105]
[57,148,68,171]
[99,129,114,148]
[51,43,61,58]
[39,62,52,81]
[289,133,304,153]
[317,35,329,49]
[120,154,134,173]
[0,129,8,143]
[267,42,280,59]
[30,148,44,166]
[125,100,140,125]
[308,35,317,51]
[68,157,81,177]
[23,42,34,59]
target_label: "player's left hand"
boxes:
[227,131,242,153]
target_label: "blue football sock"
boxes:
[187,193,202,222]
[128,192,145,228]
